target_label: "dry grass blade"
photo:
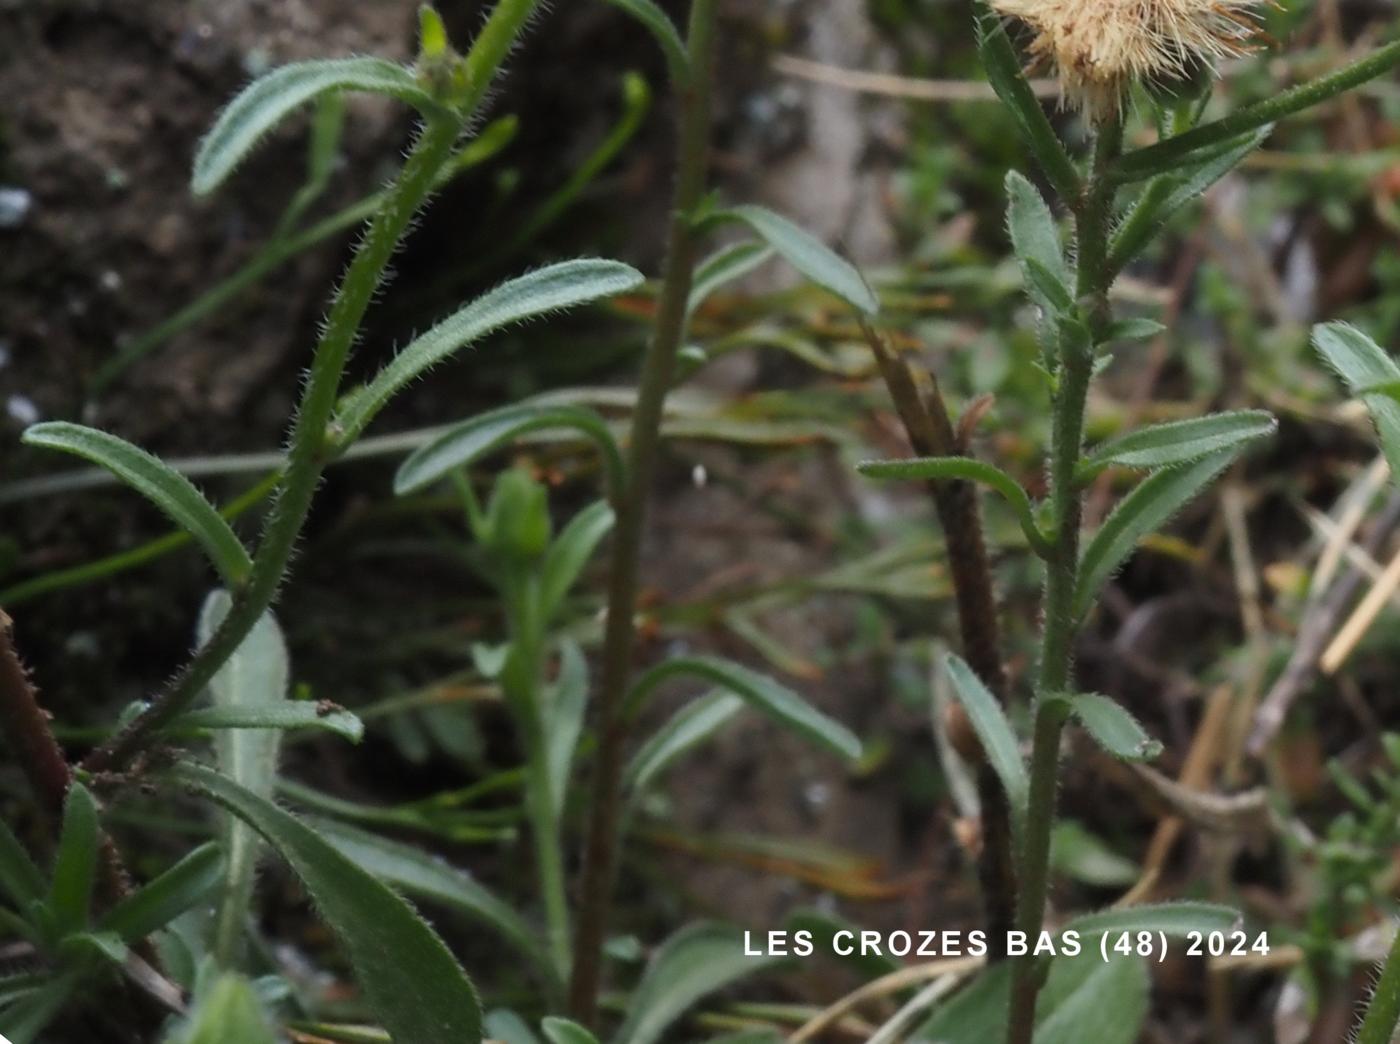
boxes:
[787,955,985,1042]
[771,52,1058,101]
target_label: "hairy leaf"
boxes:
[858,456,1049,556]
[49,783,99,936]
[687,241,775,319]
[99,842,222,944]
[394,403,625,502]
[310,815,554,984]
[541,501,616,618]
[1006,170,1071,317]
[1063,693,1162,762]
[626,656,860,761]
[1074,449,1237,621]
[193,58,435,195]
[625,691,744,797]
[1080,411,1275,479]
[614,922,783,1044]
[943,654,1027,826]
[1314,322,1400,479]
[715,205,878,315]
[22,423,252,585]
[172,763,482,1041]
[338,259,644,444]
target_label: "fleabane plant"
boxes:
[856,3,1400,1042]
[4,4,643,1041]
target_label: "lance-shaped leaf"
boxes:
[542,1018,601,1044]
[1057,693,1162,762]
[600,0,690,86]
[1108,127,1271,269]
[687,240,775,319]
[1006,170,1072,318]
[1035,953,1149,1044]
[310,815,555,985]
[177,972,279,1044]
[394,403,625,503]
[48,783,99,937]
[99,841,223,944]
[171,763,482,1042]
[613,922,784,1044]
[1079,410,1276,481]
[1074,449,1238,622]
[174,703,363,742]
[1314,322,1400,478]
[193,58,437,195]
[857,456,1051,557]
[336,259,644,445]
[545,639,589,819]
[943,654,1027,826]
[541,501,616,618]
[975,9,1079,201]
[625,656,860,761]
[625,691,745,798]
[710,206,878,316]
[22,423,253,585]
[1064,901,1239,940]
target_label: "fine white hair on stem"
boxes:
[990,0,1265,117]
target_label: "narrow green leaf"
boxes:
[942,654,1027,826]
[394,403,625,504]
[541,501,616,618]
[99,842,223,943]
[176,972,279,1044]
[175,703,363,741]
[1063,693,1162,762]
[1074,449,1237,621]
[1080,410,1276,479]
[545,639,589,819]
[1314,322,1400,478]
[1109,127,1271,268]
[542,1017,601,1044]
[193,58,436,195]
[1107,318,1166,342]
[337,259,644,444]
[715,205,878,316]
[856,456,1050,557]
[487,1010,542,1044]
[22,423,253,585]
[1005,170,1071,317]
[625,691,745,797]
[613,922,783,1044]
[171,762,482,1042]
[600,0,691,86]
[625,656,860,761]
[1050,821,1139,888]
[0,820,45,911]
[1065,901,1239,940]
[49,782,99,936]
[197,590,289,965]
[1035,954,1149,1044]
[687,241,774,318]
[975,9,1079,200]
[310,815,555,984]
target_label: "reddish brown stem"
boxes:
[862,326,1017,958]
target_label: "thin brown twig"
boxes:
[861,323,1017,960]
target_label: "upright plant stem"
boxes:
[83,0,544,776]
[569,0,717,1024]
[1005,119,1122,1044]
[83,114,463,775]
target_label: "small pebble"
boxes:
[0,187,32,228]
[6,395,40,426]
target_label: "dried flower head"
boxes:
[989,0,1265,117]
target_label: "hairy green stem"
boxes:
[568,0,717,1025]
[1005,120,1121,1044]
[1357,921,1400,1044]
[82,0,544,776]
[1115,37,1400,182]
[83,115,463,775]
